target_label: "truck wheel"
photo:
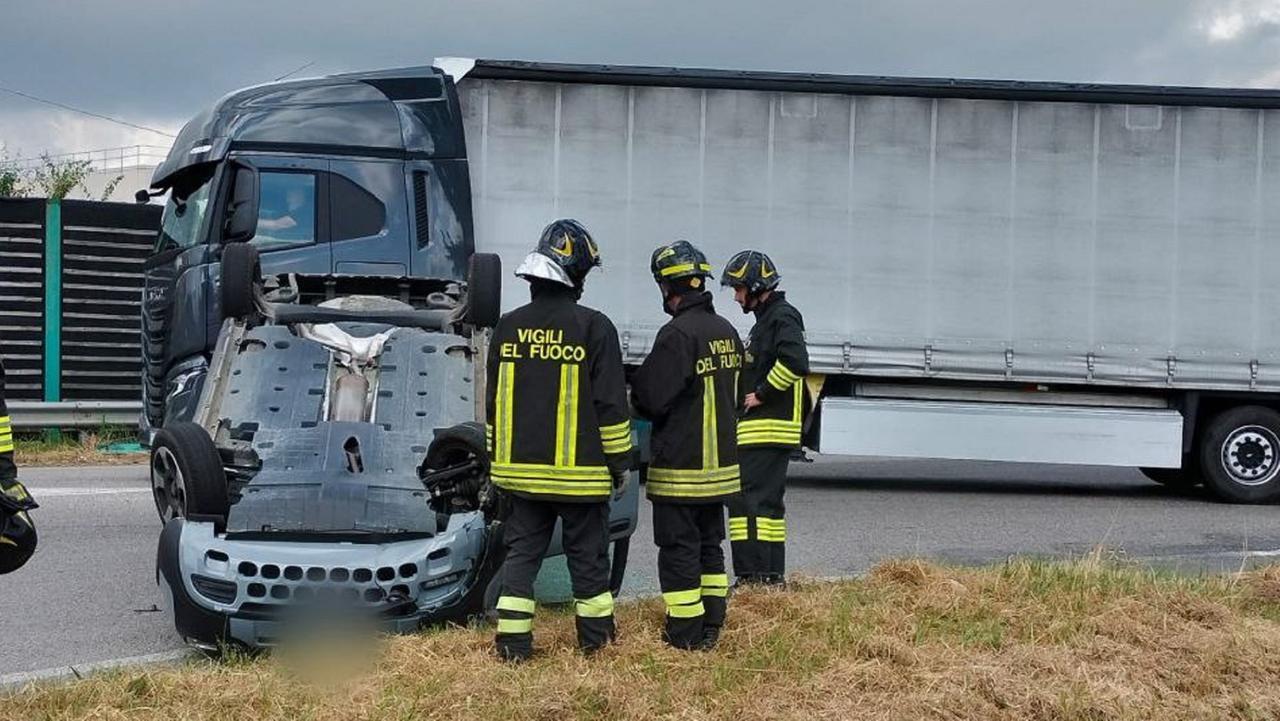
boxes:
[465,253,502,329]
[1139,453,1202,489]
[220,242,262,321]
[150,422,229,522]
[1198,406,1280,504]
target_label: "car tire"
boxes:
[220,242,262,321]
[609,536,630,597]
[464,253,502,329]
[1198,406,1280,504]
[150,422,229,523]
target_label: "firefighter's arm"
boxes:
[588,315,634,476]
[0,359,15,488]
[756,310,810,403]
[483,327,500,457]
[630,325,694,423]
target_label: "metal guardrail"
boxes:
[7,145,170,174]
[7,401,141,430]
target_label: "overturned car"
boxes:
[151,245,638,651]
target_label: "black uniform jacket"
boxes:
[485,284,632,502]
[631,292,744,502]
[738,292,809,449]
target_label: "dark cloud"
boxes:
[4,0,1279,155]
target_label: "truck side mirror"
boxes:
[223,165,260,243]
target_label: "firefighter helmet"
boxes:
[515,218,601,288]
[650,240,713,284]
[719,250,780,295]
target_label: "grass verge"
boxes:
[6,557,1280,720]
[14,426,146,467]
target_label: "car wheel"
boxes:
[464,253,502,329]
[150,422,229,522]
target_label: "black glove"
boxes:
[610,468,628,493]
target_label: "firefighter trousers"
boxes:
[727,447,790,582]
[652,501,729,649]
[495,496,615,659]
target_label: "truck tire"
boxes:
[220,242,262,321]
[1139,452,1202,490]
[1198,406,1280,504]
[1139,467,1199,489]
[150,422,229,523]
[464,253,502,329]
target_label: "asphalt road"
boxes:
[2,459,1278,677]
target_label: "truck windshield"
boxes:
[155,167,216,254]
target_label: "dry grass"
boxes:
[7,558,1280,721]
[14,431,146,467]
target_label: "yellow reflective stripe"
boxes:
[602,437,633,455]
[575,591,614,619]
[646,478,740,498]
[703,375,717,470]
[658,262,712,277]
[493,476,613,496]
[738,419,802,432]
[663,588,701,606]
[771,361,801,384]
[793,381,803,424]
[728,517,748,528]
[766,362,800,391]
[497,596,536,614]
[664,587,706,619]
[701,573,729,597]
[647,464,740,482]
[667,601,706,619]
[728,529,749,541]
[555,363,580,468]
[0,442,13,454]
[497,618,533,634]
[495,362,515,464]
[490,462,611,480]
[738,434,800,446]
[756,518,787,542]
[599,420,631,440]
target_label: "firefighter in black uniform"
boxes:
[631,241,743,650]
[720,250,808,586]
[0,356,38,575]
[487,219,633,662]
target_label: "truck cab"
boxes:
[141,66,474,433]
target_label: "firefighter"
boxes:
[720,250,808,586]
[631,241,743,650]
[0,357,38,575]
[487,219,633,662]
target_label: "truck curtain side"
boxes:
[451,59,1280,501]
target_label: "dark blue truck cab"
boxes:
[142,66,475,432]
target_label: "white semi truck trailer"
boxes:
[145,58,1280,503]
[454,59,1280,504]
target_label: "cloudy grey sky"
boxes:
[3,0,1280,159]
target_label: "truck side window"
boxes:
[254,172,317,247]
[330,173,386,241]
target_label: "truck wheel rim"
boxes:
[1220,425,1280,486]
[151,447,187,521]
